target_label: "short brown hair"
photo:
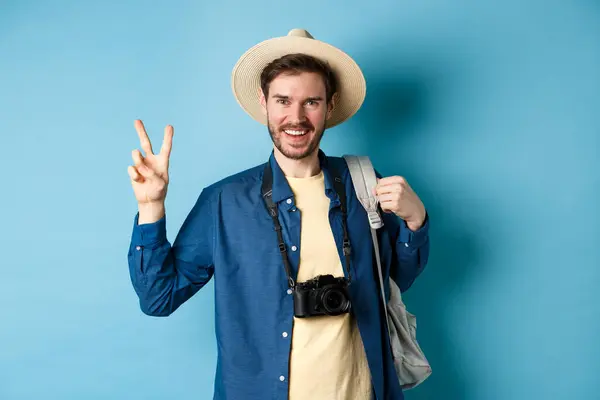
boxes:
[260,53,338,103]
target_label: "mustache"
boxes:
[280,122,314,131]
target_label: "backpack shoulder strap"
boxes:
[342,155,384,229]
[343,154,392,341]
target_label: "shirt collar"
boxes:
[267,149,337,205]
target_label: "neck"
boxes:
[273,148,321,178]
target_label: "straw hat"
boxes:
[231,28,366,129]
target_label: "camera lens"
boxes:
[321,287,350,315]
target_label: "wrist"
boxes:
[406,211,426,231]
[138,201,165,224]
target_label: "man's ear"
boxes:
[326,92,338,120]
[259,88,267,116]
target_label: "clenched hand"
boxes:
[374,176,426,231]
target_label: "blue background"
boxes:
[1,1,599,399]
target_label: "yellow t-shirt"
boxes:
[286,171,372,400]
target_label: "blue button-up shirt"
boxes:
[127,150,430,400]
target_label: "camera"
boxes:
[293,274,352,318]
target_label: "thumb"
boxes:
[372,181,379,197]
[136,161,156,179]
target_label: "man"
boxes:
[127,29,430,400]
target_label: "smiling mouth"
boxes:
[283,129,310,136]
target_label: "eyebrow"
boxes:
[271,94,324,102]
[305,96,323,102]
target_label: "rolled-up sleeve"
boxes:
[387,211,430,292]
[127,188,216,316]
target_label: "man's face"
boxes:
[260,71,334,160]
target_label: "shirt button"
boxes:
[286,199,292,204]
[291,245,297,252]
[282,332,288,338]
[279,375,285,382]
[287,289,293,295]
[135,246,141,251]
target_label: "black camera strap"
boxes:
[261,160,353,290]
[261,163,296,289]
[330,168,353,286]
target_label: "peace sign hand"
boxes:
[127,119,173,207]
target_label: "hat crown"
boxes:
[287,28,314,39]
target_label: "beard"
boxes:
[267,117,326,160]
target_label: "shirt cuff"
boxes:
[398,211,429,247]
[131,212,167,247]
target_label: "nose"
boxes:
[287,103,307,124]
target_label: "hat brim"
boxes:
[231,35,366,129]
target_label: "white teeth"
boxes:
[284,129,307,136]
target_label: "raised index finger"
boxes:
[134,119,154,155]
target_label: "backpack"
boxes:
[343,155,432,390]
